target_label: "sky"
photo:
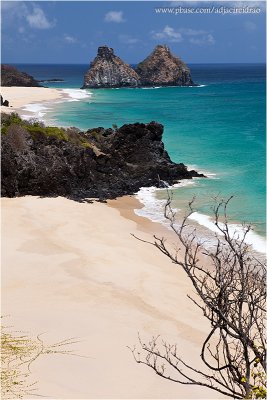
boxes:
[1,0,266,64]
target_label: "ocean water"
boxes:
[13,64,266,252]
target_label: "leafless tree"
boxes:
[130,195,266,399]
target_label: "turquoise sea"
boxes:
[15,64,266,252]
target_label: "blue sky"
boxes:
[1,1,266,64]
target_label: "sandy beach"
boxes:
[0,86,65,117]
[1,195,228,399]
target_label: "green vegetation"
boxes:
[1,112,92,148]
[1,321,78,399]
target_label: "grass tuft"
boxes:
[1,321,79,399]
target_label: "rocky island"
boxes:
[82,44,195,89]
[1,113,204,200]
[82,46,140,89]
[136,45,195,87]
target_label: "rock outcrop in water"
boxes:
[82,46,140,89]
[1,114,204,200]
[82,45,195,89]
[136,45,195,87]
[1,65,41,87]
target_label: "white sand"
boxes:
[0,86,64,116]
[1,196,228,399]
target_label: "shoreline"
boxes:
[0,86,91,123]
[134,185,267,257]
[0,86,66,118]
[1,194,226,399]
[1,86,265,256]
[1,81,264,395]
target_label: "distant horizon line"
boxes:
[4,62,267,65]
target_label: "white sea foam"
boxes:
[183,84,207,88]
[21,89,92,119]
[189,212,267,255]
[21,103,50,120]
[141,87,161,90]
[135,180,199,223]
[135,185,266,256]
[61,89,92,101]
[187,164,219,179]
[135,187,167,224]
[172,180,196,189]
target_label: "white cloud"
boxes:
[214,1,266,11]
[190,33,215,45]
[152,25,183,42]
[2,2,56,30]
[26,6,55,29]
[1,1,19,11]
[1,1,28,20]
[244,21,257,31]
[227,1,265,7]
[152,25,215,45]
[169,1,199,5]
[179,28,208,36]
[169,1,266,12]
[119,34,139,44]
[64,34,77,44]
[104,11,125,23]
[171,0,264,4]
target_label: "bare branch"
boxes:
[131,195,266,399]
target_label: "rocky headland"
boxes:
[1,64,42,87]
[1,113,204,200]
[82,45,195,89]
[82,46,140,89]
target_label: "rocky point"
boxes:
[1,116,204,200]
[1,64,42,87]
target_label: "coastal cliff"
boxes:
[82,46,140,89]
[1,65,41,87]
[82,45,195,89]
[136,45,195,87]
[1,113,204,200]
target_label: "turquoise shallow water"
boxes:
[15,64,266,241]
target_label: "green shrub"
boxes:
[25,125,69,141]
[1,113,23,131]
[1,113,93,147]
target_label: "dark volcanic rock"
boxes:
[1,65,41,87]
[136,45,195,87]
[82,46,140,89]
[1,95,9,107]
[1,121,204,200]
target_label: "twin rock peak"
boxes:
[82,44,196,89]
